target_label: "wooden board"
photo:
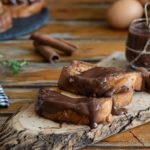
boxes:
[1,52,150,150]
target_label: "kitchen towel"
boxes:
[0,86,9,108]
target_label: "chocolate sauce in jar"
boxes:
[126,18,150,69]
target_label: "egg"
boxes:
[106,0,143,29]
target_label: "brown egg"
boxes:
[106,0,143,29]
[138,0,149,5]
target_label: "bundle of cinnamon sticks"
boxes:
[31,33,78,63]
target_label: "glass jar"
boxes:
[126,18,150,70]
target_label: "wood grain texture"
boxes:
[36,21,127,40]
[1,21,127,39]
[1,89,150,149]
[1,53,150,150]
[47,0,115,20]
[0,63,61,86]
[5,88,38,101]
[0,40,125,62]
[1,115,150,149]
[50,0,115,4]
[50,4,108,20]
[0,116,8,127]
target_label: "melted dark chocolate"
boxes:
[59,67,125,97]
[36,88,99,129]
[79,67,123,78]
[112,106,127,116]
[111,96,127,116]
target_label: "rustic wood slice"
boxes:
[1,52,150,150]
[0,93,150,150]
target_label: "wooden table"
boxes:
[0,0,150,149]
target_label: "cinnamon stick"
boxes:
[31,33,77,56]
[58,39,79,49]
[34,42,60,63]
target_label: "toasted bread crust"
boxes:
[36,88,113,127]
[36,88,134,126]
[36,61,143,128]
[58,61,142,97]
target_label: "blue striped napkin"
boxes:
[0,86,9,108]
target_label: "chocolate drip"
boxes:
[63,67,124,97]
[112,106,127,115]
[111,97,127,116]
[36,89,99,129]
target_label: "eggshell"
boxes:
[106,0,144,29]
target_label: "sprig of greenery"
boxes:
[0,55,28,75]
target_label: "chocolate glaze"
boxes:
[111,95,127,116]
[36,88,99,129]
[112,106,127,115]
[59,67,126,98]
[126,21,150,68]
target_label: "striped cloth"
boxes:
[0,86,9,108]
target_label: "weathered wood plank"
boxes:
[49,4,109,20]
[1,88,36,114]
[91,123,150,149]
[36,21,127,40]
[0,88,44,114]
[0,51,124,87]
[5,88,38,101]
[49,0,115,4]
[47,0,115,20]
[45,0,113,21]
[0,40,125,62]
[127,123,150,147]
[0,21,127,40]
[0,63,62,86]
[0,102,30,114]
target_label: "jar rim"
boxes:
[131,18,148,23]
[129,18,150,35]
